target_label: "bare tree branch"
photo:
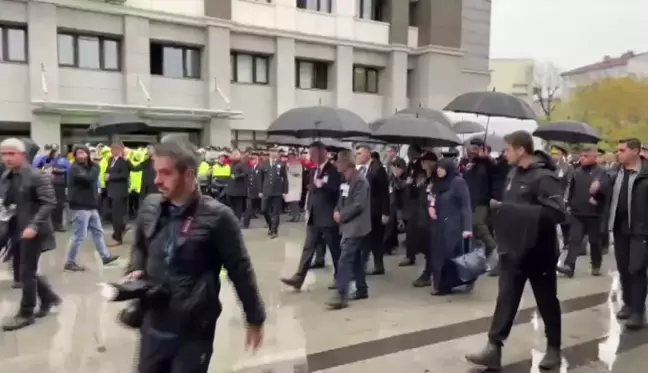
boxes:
[532,61,562,121]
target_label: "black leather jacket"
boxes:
[127,193,266,337]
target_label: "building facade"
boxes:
[0,0,492,149]
[488,58,535,104]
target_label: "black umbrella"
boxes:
[395,108,453,127]
[444,91,537,120]
[89,113,150,136]
[266,135,350,152]
[370,116,461,147]
[533,120,601,144]
[466,134,507,153]
[452,120,485,134]
[267,106,370,138]
[342,136,386,144]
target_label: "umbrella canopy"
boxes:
[89,113,150,136]
[532,120,602,144]
[265,135,350,152]
[444,91,537,120]
[370,116,461,147]
[452,120,485,134]
[342,136,386,144]
[267,106,371,138]
[394,108,454,127]
[466,134,507,153]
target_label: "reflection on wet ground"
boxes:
[0,219,646,372]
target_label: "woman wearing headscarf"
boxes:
[427,158,473,295]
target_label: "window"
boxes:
[150,42,201,79]
[231,52,269,85]
[296,60,328,89]
[0,25,27,62]
[355,0,383,21]
[296,0,332,13]
[57,32,121,71]
[353,65,379,93]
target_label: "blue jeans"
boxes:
[335,236,367,298]
[66,209,111,264]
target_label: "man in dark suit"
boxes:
[260,147,288,238]
[105,142,130,246]
[355,144,390,275]
[243,152,262,229]
[281,142,342,290]
[227,150,248,220]
[1,138,61,331]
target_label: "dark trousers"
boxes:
[109,196,127,242]
[19,238,58,315]
[138,325,213,373]
[12,241,20,282]
[560,223,570,249]
[313,239,326,265]
[364,219,385,271]
[229,196,246,220]
[262,196,282,233]
[129,192,140,219]
[287,201,300,220]
[336,236,368,297]
[488,253,561,348]
[613,230,648,315]
[473,205,497,255]
[383,208,399,252]
[242,198,261,228]
[565,215,603,269]
[405,222,430,268]
[296,224,341,277]
[52,184,66,229]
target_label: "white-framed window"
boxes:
[296,0,332,13]
[353,65,379,93]
[296,59,328,89]
[150,42,201,79]
[0,25,27,63]
[57,32,121,70]
[231,52,270,85]
[356,0,383,21]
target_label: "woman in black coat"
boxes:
[428,158,473,295]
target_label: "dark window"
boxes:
[150,42,201,79]
[296,60,328,89]
[0,25,27,63]
[296,0,332,13]
[57,32,121,71]
[231,52,269,85]
[353,65,379,93]
[355,0,384,21]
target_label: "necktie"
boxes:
[360,166,367,175]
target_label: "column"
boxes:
[273,37,295,115]
[123,16,151,105]
[383,49,408,115]
[387,0,410,46]
[333,45,353,109]
[31,114,61,150]
[414,50,463,109]
[417,0,463,49]
[202,26,233,147]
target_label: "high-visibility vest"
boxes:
[99,157,109,189]
[198,161,211,177]
[211,163,231,177]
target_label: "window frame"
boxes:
[230,52,270,85]
[353,65,379,94]
[0,24,28,63]
[150,42,202,79]
[296,0,333,13]
[57,31,122,71]
[295,59,328,90]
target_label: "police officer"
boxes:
[466,131,565,371]
[243,152,262,229]
[260,147,288,238]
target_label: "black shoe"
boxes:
[310,261,325,269]
[11,282,22,289]
[64,263,86,272]
[35,297,62,318]
[465,342,502,370]
[412,275,431,288]
[267,229,272,235]
[617,305,632,320]
[325,294,348,310]
[625,313,646,331]
[270,232,278,239]
[102,255,120,265]
[591,267,602,276]
[327,282,337,290]
[556,265,574,278]
[538,346,562,370]
[2,314,35,331]
[432,288,452,296]
[366,268,385,276]
[602,247,609,255]
[280,276,304,291]
[398,258,415,267]
[351,292,368,300]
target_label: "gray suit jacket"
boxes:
[336,171,371,238]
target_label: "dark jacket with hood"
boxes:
[68,145,100,210]
[491,151,566,263]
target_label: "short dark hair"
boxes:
[355,144,371,151]
[469,138,485,147]
[503,130,534,155]
[619,138,641,150]
[153,140,199,173]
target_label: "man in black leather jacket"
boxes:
[124,139,266,373]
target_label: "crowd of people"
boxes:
[0,130,647,372]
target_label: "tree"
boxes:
[532,61,562,121]
[556,76,648,146]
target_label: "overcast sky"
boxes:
[490,0,647,71]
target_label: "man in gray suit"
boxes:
[328,150,371,310]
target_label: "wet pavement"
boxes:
[0,218,646,372]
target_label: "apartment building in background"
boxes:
[0,0,492,149]
[489,58,535,105]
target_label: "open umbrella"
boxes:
[466,134,507,153]
[452,120,485,134]
[267,106,370,138]
[266,135,350,152]
[444,91,537,120]
[89,113,150,135]
[533,120,601,144]
[342,136,386,144]
[395,108,454,127]
[370,116,461,147]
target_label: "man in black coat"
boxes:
[355,144,390,275]
[139,145,158,200]
[105,142,130,246]
[281,142,342,290]
[1,138,61,331]
[227,150,248,221]
[260,147,288,238]
[243,152,262,229]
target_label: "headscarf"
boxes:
[432,158,459,194]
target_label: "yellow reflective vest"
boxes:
[129,151,145,194]
[211,163,231,177]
